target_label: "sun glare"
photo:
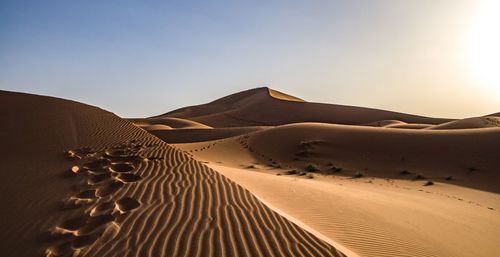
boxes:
[468,0,500,95]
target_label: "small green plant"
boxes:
[305,163,318,172]
[400,170,410,175]
[333,167,342,172]
[415,174,426,180]
[353,171,364,178]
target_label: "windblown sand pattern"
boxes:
[0,91,345,257]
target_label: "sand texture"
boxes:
[3,87,499,257]
[167,88,499,257]
[0,90,345,257]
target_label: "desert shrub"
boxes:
[305,163,318,172]
[415,174,426,180]
[353,171,364,178]
[400,170,410,175]
[329,166,342,172]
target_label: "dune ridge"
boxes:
[0,90,346,257]
[159,87,451,127]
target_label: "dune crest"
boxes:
[158,87,451,127]
[427,116,500,130]
[267,88,305,102]
[0,90,346,257]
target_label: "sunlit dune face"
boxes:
[468,0,500,95]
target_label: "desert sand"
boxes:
[0,90,345,257]
[2,87,499,257]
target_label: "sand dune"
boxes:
[248,123,500,193]
[175,130,500,257]
[156,88,499,257]
[158,87,451,127]
[0,90,346,257]
[129,117,212,129]
[4,86,498,257]
[148,126,271,143]
[362,119,408,127]
[426,116,500,130]
[363,120,432,129]
[385,123,432,129]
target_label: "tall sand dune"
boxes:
[0,90,346,257]
[157,87,451,127]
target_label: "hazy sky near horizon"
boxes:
[1,0,499,118]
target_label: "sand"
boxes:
[146,126,271,143]
[167,88,499,257]
[158,87,451,127]
[0,90,345,257]
[3,87,499,257]
[175,132,500,257]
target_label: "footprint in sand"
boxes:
[90,201,116,216]
[88,173,112,185]
[83,158,112,170]
[50,143,148,255]
[74,189,97,200]
[78,214,116,235]
[96,180,125,197]
[115,197,141,213]
[115,173,142,183]
[109,163,135,173]
[57,216,88,232]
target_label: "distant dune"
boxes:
[0,90,345,257]
[160,87,499,257]
[129,116,212,129]
[3,86,499,257]
[175,122,500,257]
[426,116,500,130]
[148,126,271,143]
[157,87,451,127]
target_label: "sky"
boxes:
[1,0,499,118]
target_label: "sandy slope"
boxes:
[0,90,346,257]
[245,123,500,193]
[157,87,451,127]
[129,117,212,129]
[426,116,500,130]
[147,126,271,143]
[175,134,500,257]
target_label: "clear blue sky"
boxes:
[1,0,498,118]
